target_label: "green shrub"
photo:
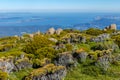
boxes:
[64,29,80,33]
[113,35,120,47]
[36,47,57,59]
[65,44,73,51]
[0,44,14,52]
[86,28,103,36]
[82,66,102,77]
[23,34,54,54]
[91,41,115,51]
[25,64,65,80]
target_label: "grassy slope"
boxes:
[8,68,33,80]
[65,64,120,80]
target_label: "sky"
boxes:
[0,0,120,12]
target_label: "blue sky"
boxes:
[0,0,120,12]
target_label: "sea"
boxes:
[0,12,120,37]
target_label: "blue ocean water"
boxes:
[0,12,120,37]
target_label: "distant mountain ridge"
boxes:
[0,13,120,37]
[74,16,120,30]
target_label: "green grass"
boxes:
[65,64,120,80]
[8,68,33,80]
[0,48,24,58]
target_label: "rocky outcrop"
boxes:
[62,34,86,44]
[104,24,117,31]
[90,33,110,42]
[15,57,32,71]
[73,51,88,63]
[55,28,63,35]
[46,27,55,35]
[53,42,65,50]
[46,28,63,35]
[0,54,32,73]
[25,64,66,80]
[0,57,14,73]
[95,54,110,71]
[54,52,76,68]
[110,24,117,30]
[49,38,58,43]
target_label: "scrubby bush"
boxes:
[25,64,65,80]
[113,35,120,47]
[33,58,51,68]
[91,41,117,51]
[64,29,80,33]
[96,55,110,72]
[65,44,73,51]
[103,29,116,34]
[0,71,8,80]
[0,44,14,52]
[91,43,107,51]
[82,66,102,77]
[86,28,103,36]
[23,34,54,54]
[36,47,57,59]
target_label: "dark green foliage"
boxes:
[64,29,80,33]
[32,59,41,68]
[103,29,116,34]
[86,28,103,36]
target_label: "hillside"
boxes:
[0,25,120,80]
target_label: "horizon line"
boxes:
[0,9,120,13]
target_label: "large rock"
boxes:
[46,27,55,35]
[46,28,63,35]
[55,28,63,35]
[95,54,110,71]
[73,51,88,63]
[0,57,14,73]
[104,24,117,31]
[109,24,117,30]
[0,55,32,73]
[90,33,110,42]
[62,34,86,44]
[49,38,58,43]
[25,64,66,80]
[54,52,76,68]
[78,36,86,43]
[15,57,32,71]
